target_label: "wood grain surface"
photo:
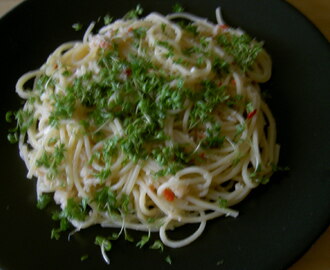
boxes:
[0,0,329,269]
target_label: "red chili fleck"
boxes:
[163,188,175,202]
[219,24,229,30]
[128,27,133,32]
[231,79,236,86]
[247,109,257,119]
[217,81,222,87]
[124,68,132,76]
[199,152,206,159]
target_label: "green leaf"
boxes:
[136,234,150,248]
[124,231,134,242]
[61,198,89,221]
[72,23,83,31]
[217,33,263,71]
[172,3,184,12]
[133,27,147,39]
[218,198,228,208]
[149,240,164,252]
[124,4,143,20]
[212,57,229,75]
[202,123,225,149]
[36,144,66,179]
[80,254,89,261]
[95,236,112,251]
[7,133,18,144]
[5,111,14,123]
[103,14,113,25]
[165,255,172,265]
[93,187,117,214]
[37,193,52,209]
[234,123,245,141]
[50,217,70,240]
[246,102,254,114]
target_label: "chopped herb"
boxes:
[218,198,228,208]
[95,168,111,181]
[172,3,184,13]
[232,153,242,166]
[234,123,245,141]
[271,164,290,172]
[188,81,228,129]
[226,94,243,107]
[103,14,113,25]
[212,57,229,75]
[152,145,192,177]
[95,236,112,251]
[36,74,53,92]
[72,23,83,31]
[124,4,143,20]
[180,22,199,36]
[36,144,66,179]
[202,123,225,148]
[200,37,209,48]
[51,214,70,240]
[147,217,156,224]
[5,111,14,123]
[37,193,52,210]
[62,70,72,77]
[149,240,164,252]
[250,164,262,178]
[196,57,204,67]
[7,133,18,144]
[61,198,89,221]
[161,23,166,33]
[246,102,254,114]
[7,109,35,143]
[80,254,89,261]
[157,40,174,58]
[50,198,88,239]
[250,165,271,185]
[165,255,172,265]
[260,177,269,184]
[136,234,150,248]
[132,27,147,39]
[109,232,120,240]
[217,33,263,71]
[124,230,134,242]
[93,187,119,214]
[48,91,76,127]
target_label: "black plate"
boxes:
[0,0,329,269]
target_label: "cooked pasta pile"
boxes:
[11,6,279,252]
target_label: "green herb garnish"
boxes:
[72,23,83,31]
[217,33,263,71]
[124,5,143,20]
[150,240,164,252]
[165,255,172,265]
[37,193,52,210]
[104,14,113,25]
[136,234,150,248]
[172,3,184,13]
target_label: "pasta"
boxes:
[11,6,279,255]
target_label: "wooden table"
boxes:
[0,0,329,269]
